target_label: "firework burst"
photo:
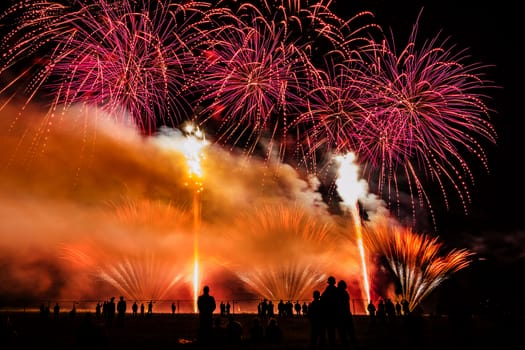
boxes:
[354,13,498,223]
[363,218,474,310]
[225,202,342,301]
[1,0,213,133]
[193,15,318,159]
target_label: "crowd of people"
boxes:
[195,276,362,349]
[27,276,417,349]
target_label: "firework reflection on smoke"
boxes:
[225,202,346,302]
[0,104,368,306]
[62,245,188,302]
[59,198,196,301]
[363,218,474,311]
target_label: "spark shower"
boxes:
[0,0,496,312]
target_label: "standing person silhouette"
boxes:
[320,276,338,350]
[197,285,216,345]
[117,296,126,324]
[337,280,360,349]
[307,290,325,350]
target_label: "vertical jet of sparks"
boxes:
[335,153,371,308]
[182,123,207,313]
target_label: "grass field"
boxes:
[1,311,521,350]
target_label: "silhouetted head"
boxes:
[203,286,210,294]
[327,276,336,285]
[337,280,347,289]
[313,290,320,299]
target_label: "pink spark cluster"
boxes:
[0,0,497,225]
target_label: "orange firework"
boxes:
[226,202,343,301]
[363,219,474,311]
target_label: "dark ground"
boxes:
[1,311,522,350]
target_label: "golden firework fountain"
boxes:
[181,123,208,313]
[335,153,371,310]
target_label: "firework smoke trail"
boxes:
[0,0,213,134]
[363,219,474,310]
[334,153,371,308]
[353,11,498,225]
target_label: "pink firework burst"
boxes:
[290,57,371,173]
[354,15,498,221]
[291,11,498,224]
[1,0,212,134]
[194,14,318,158]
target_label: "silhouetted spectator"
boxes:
[302,301,308,316]
[395,301,402,317]
[367,301,377,326]
[401,299,410,316]
[385,298,396,322]
[307,290,325,350]
[248,317,263,343]
[337,279,359,349]
[132,301,138,318]
[278,300,285,317]
[197,285,216,344]
[70,304,77,319]
[40,303,50,319]
[267,300,275,317]
[147,300,153,317]
[320,276,339,350]
[220,301,226,317]
[258,299,268,319]
[294,300,302,316]
[376,299,386,324]
[286,301,294,317]
[140,303,145,317]
[225,302,231,316]
[106,297,116,323]
[117,296,126,323]
[95,302,102,318]
[265,318,283,344]
[53,303,60,319]
[171,302,176,316]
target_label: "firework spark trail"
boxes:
[193,13,318,160]
[1,0,214,134]
[290,59,369,173]
[363,219,474,310]
[228,203,342,301]
[334,153,371,308]
[62,246,188,302]
[353,12,498,225]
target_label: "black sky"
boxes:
[340,1,523,303]
[339,1,523,243]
